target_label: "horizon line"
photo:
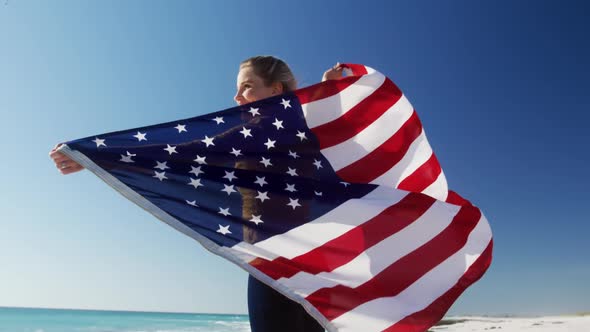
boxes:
[0,305,248,316]
[2,305,587,318]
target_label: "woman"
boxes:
[49,55,344,332]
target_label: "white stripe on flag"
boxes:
[369,131,431,187]
[330,214,492,332]
[277,200,461,296]
[421,170,449,202]
[302,72,386,128]
[320,95,414,171]
[229,241,279,262]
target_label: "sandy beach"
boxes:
[430,315,590,331]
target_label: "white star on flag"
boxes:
[259,157,272,168]
[285,184,297,192]
[287,198,301,210]
[313,159,323,169]
[280,98,291,109]
[92,137,106,148]
[248,107,260,116]
[185,200,198,207]
[175,124,187,133]
[218,207,231,216]
[189,166,204,176]
[223,171,237,182]
[216,224,231,235]
[240,127,252,138]
[249,215,263,225]
[288,150,299,159]
[230,148,242,157]
[194,155,207,164]
[119,155,135,163]
[164,145,178,155]
[133,131,147,141]
[201,136,215,147]
[188,178,203,189]
[255,191,270,202]
[314,191,323,196]
[212,116,224,124]
[286,167,298,176]
[154,161,170,170]
[296,131,307,141]
[254,176,267,187]
[264,138,276,150]
[153,171,167,181]
[221,184,237,195]
[120,151,135,163]
[272,118,284,130]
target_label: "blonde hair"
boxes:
[240,55,297,92]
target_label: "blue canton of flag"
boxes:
[63,93,375,247]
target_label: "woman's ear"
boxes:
[271,81,284,95]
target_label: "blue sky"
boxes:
[1,0,589,316]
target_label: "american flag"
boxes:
[58,64,493,332]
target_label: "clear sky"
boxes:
[1,0,589,316]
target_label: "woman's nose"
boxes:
[234,92,245,105]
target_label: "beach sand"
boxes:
[430,315,590,331]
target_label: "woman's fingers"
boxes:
[55,160,84,174]
[59,164,84,175]
[49,151,64,160]
[54,158,82,169]
[49,144,84,174]
[322,62,345,82]
[49,148,66,159]
[50,154,75,165]
[50,154,71,163]
[49,148,74,163]
[57,159,71,168]
[50,143,63,153]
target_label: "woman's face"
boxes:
[234,66,280,106]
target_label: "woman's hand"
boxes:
[49,143,84,175]
[322,62,345,82]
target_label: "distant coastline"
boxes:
[0,306,590,318]
[2,306,587,318]
[0,305,248,317]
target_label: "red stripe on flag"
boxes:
[335,111,423,183]
[397,153,442,193]
[343,64,369,76]
[312,79,403,150]
[445,190,472,206]
[383,240,493,332]
[307,205,482,321]
[251,193,436,280]
[295,76,361,105]
[249,256,299,280]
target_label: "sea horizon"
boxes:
[3,305,586,318]
[0,305,248,317]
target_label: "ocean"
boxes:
[5,307,586,332]
[0,307,251,332]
